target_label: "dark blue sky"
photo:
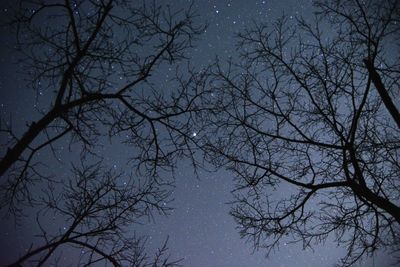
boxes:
[127,1,395,266]
[0,0,397,266]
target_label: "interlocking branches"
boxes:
[0,0,205,213]
[0,0,206,266]
[198,0,400,266]
[6,162,181,267]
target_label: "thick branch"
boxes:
[0,93,118,177]
[363,59,400,129]
[351,181,400,224]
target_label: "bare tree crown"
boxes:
[197,0,400,266]
[0,0,205,266]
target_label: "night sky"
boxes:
[0,0,397,266]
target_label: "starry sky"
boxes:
[0,0,397,266]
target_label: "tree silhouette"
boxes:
[7,162,180,267]
[199,0,400,265]
[0,0,205,265]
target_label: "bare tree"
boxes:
[7,162,181,267]
[199,0,400,266]
[0,0,206,265]
[0,0,205,210]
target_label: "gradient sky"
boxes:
[0,0,398,266]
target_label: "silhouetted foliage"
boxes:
[0,0,205,265]
[198,0,400,266]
